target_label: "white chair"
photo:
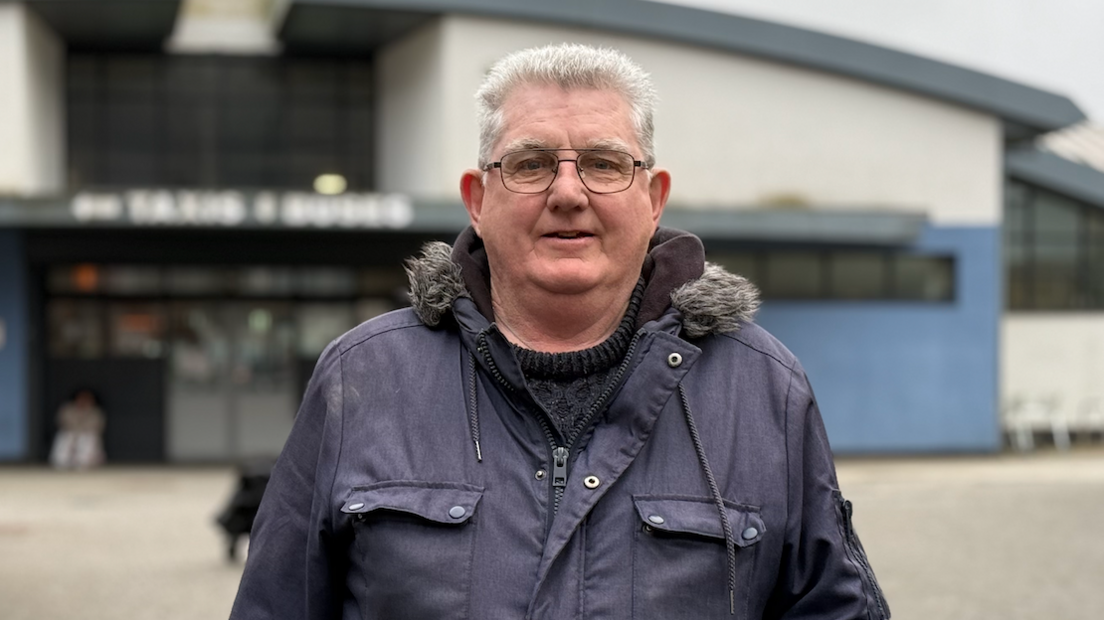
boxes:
[1004,395,1069,451]
[1074,397,1104,442]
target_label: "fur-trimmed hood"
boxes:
[405,227,760,338]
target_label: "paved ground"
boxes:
[1,447,1102,619]
[837,447,1104,620]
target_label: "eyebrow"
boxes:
[501,137,552,152]
[585,138,632,152]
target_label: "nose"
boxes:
[546,159,589,210]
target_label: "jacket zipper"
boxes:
[478,332,569,514]
[477,329,644,516]
[479,329,645,517]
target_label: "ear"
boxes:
[647,168,671,227]
[460,169,486,235]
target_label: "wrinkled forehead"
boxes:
[497,84,638,154]
[499,136,635,154]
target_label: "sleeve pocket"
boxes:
[835,492,891,620]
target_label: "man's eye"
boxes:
[583,155,627,173]
[507,155,553,175]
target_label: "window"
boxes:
[48,300,105,358]
[830,252,887,300]
[67,54,374,191]
[1005,180,1104,310]
[712,250,955,302]
[47,265,396,300]
[764,252,823,299]
[108,303,166,358]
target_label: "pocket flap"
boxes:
[342,481,484,525]
[633,495,765,547]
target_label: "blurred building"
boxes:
[0,0,1099,462]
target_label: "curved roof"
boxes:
[281,0,1084,140]
[16,0,1085,138]
[1007,148,1104,209]
[1040,122,1104,172]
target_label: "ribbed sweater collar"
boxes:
[510,278,645,379]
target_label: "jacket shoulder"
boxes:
[714,321,800,373]
[330,307,428,356]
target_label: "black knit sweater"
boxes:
[511,279,645,439]
[448,226,707,439]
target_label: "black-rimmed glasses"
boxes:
[484,149,645,194]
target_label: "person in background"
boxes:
[231,43,888,619]
[50,388,105,470]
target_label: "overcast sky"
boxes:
[662,0,1104,123]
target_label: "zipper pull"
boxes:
[841,498,855,538]
[551,446,569,487]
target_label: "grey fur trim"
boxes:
[405,241,468,327]
[406,245,758,336]
[671,262,760,338]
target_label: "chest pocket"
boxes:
[632,495,765,620]
[342,481,484,620]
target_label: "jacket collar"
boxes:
[404,226,760,338]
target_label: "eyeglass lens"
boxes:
[500,150,636,193]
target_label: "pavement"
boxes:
[1,447,1103,620]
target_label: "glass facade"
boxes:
[1006,180,1104,310]
[67,54,374,191]
[711,249,955,302]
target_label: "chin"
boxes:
[532,268,604,296]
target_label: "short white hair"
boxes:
[475,43,658,170]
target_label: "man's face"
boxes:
[461,84,670,300]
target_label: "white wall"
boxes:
[1002,314,1104,419]
[0,4,65,197]
[376,14,1002,226]
[376,19,447,196]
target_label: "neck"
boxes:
[491,279,637,353]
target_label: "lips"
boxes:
[543,231,593,239]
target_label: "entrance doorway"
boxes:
[42,261,406,462]
[167,302,297,461]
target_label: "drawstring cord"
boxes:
[467,337,733,611]
[466,351,483,462]
[679,384,737,615]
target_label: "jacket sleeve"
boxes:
[766,365,890,620]
[230,339,347,620]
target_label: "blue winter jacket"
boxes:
[230,228,889,620]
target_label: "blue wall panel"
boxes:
[0,231,27,460]
[755,226,1001,453]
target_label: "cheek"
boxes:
[610,203,658,245]
[480,208,533,256]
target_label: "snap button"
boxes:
[742,526,759,540]
[667,352,683,367]
[347,502,364,511]
[535,469,546,480]
[583,475,601,489]
[647,514,665,525]
[448,505,467,519]
[643,524,655,533]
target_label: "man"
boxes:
[231,43,888,620]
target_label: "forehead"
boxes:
[497,84,637,152]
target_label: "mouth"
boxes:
[543,231,593,240]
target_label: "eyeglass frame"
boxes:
[482,148,648,195]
